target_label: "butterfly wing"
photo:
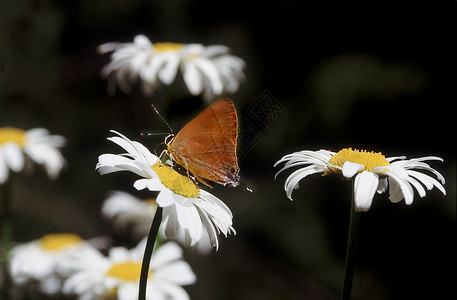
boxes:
[168,98,240,187]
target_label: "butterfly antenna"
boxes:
[151,104,173,134]
[140,131,170,137]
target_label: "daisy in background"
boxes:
[0,127,66,183]
[8,234,95,296]
[102,191,214,254]
[96,130,235,250]
[102,191,157,240]
[97,34,245,102]
[275,148,446,211]
[61,240,196,300]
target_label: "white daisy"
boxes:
[96,130,235,250]
[275,148,446,211]
[8,234,93,295]
[61,240,196,300]
[97,34,245,102]
[0,127,66,183]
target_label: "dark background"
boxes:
[1,0,455,299]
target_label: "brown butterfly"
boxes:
[165,98,241,188]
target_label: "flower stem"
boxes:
[341,188,361,300]
[138,206,163,300]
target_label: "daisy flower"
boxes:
[96,130,235,250]
[97,34,245,102]
[8,234,93,295]
[275,148,446,211]
[61,240,196,300]
[0,127,66,183]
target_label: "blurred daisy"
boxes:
[0,127,66,183]
[179,43,245,101]
[62,240,196,300]
[9,234,92,295]
[275,148,446,211]
[97,34,245,102]
[102,191,157,239]
[96,130,235,250]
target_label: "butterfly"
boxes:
[165,98,241,188]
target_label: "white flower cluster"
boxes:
[98,35,245,102]
[9,234,195,300]
[0,127,66,183]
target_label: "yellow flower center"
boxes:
[105,261,149,282]
[151,162,200,198]
[153,42,184,52]
[39,234,83,251]
[0,127,26,147]
[329,148,390,172]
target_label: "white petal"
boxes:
[3,143,24,171]
[156,189,178,207]
[199,190,233,218]
[182,63,203,95]
[155,261,196,285]
[117,282,139,300]
[133,35,152,47]
[342,161,364,178]
[386,171,415,205]
[193,58,223,95]
[151,281,190,300]
[353,172,379,211]
[387,178,403,203]
[377,178,388,194]
[196,200,232,231]
[283,166,324,200]
[150,242,182,268]
[175,204,202,245]
[96,154,150,178]
[158,53,180,84]
[0,153,9,183]
[407,170,446,195]
[140,55,164,83]
[163,206,179,238]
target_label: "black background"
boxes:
[1,1,455,299]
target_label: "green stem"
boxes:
[138,206,163,300]
[341,187,361,300]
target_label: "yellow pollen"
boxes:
[39,234,83,251]
[0,127,26,147]
[328,148,390,172]
[151,162,200,198]
[153,42,184,52]
[105,261,149,282]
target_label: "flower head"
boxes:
[97,34,245,102]
[0,127,66,183]
[96,130,235,250]
[275,148,446,211]
[61,240,196,300]
[8,234,93,295]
